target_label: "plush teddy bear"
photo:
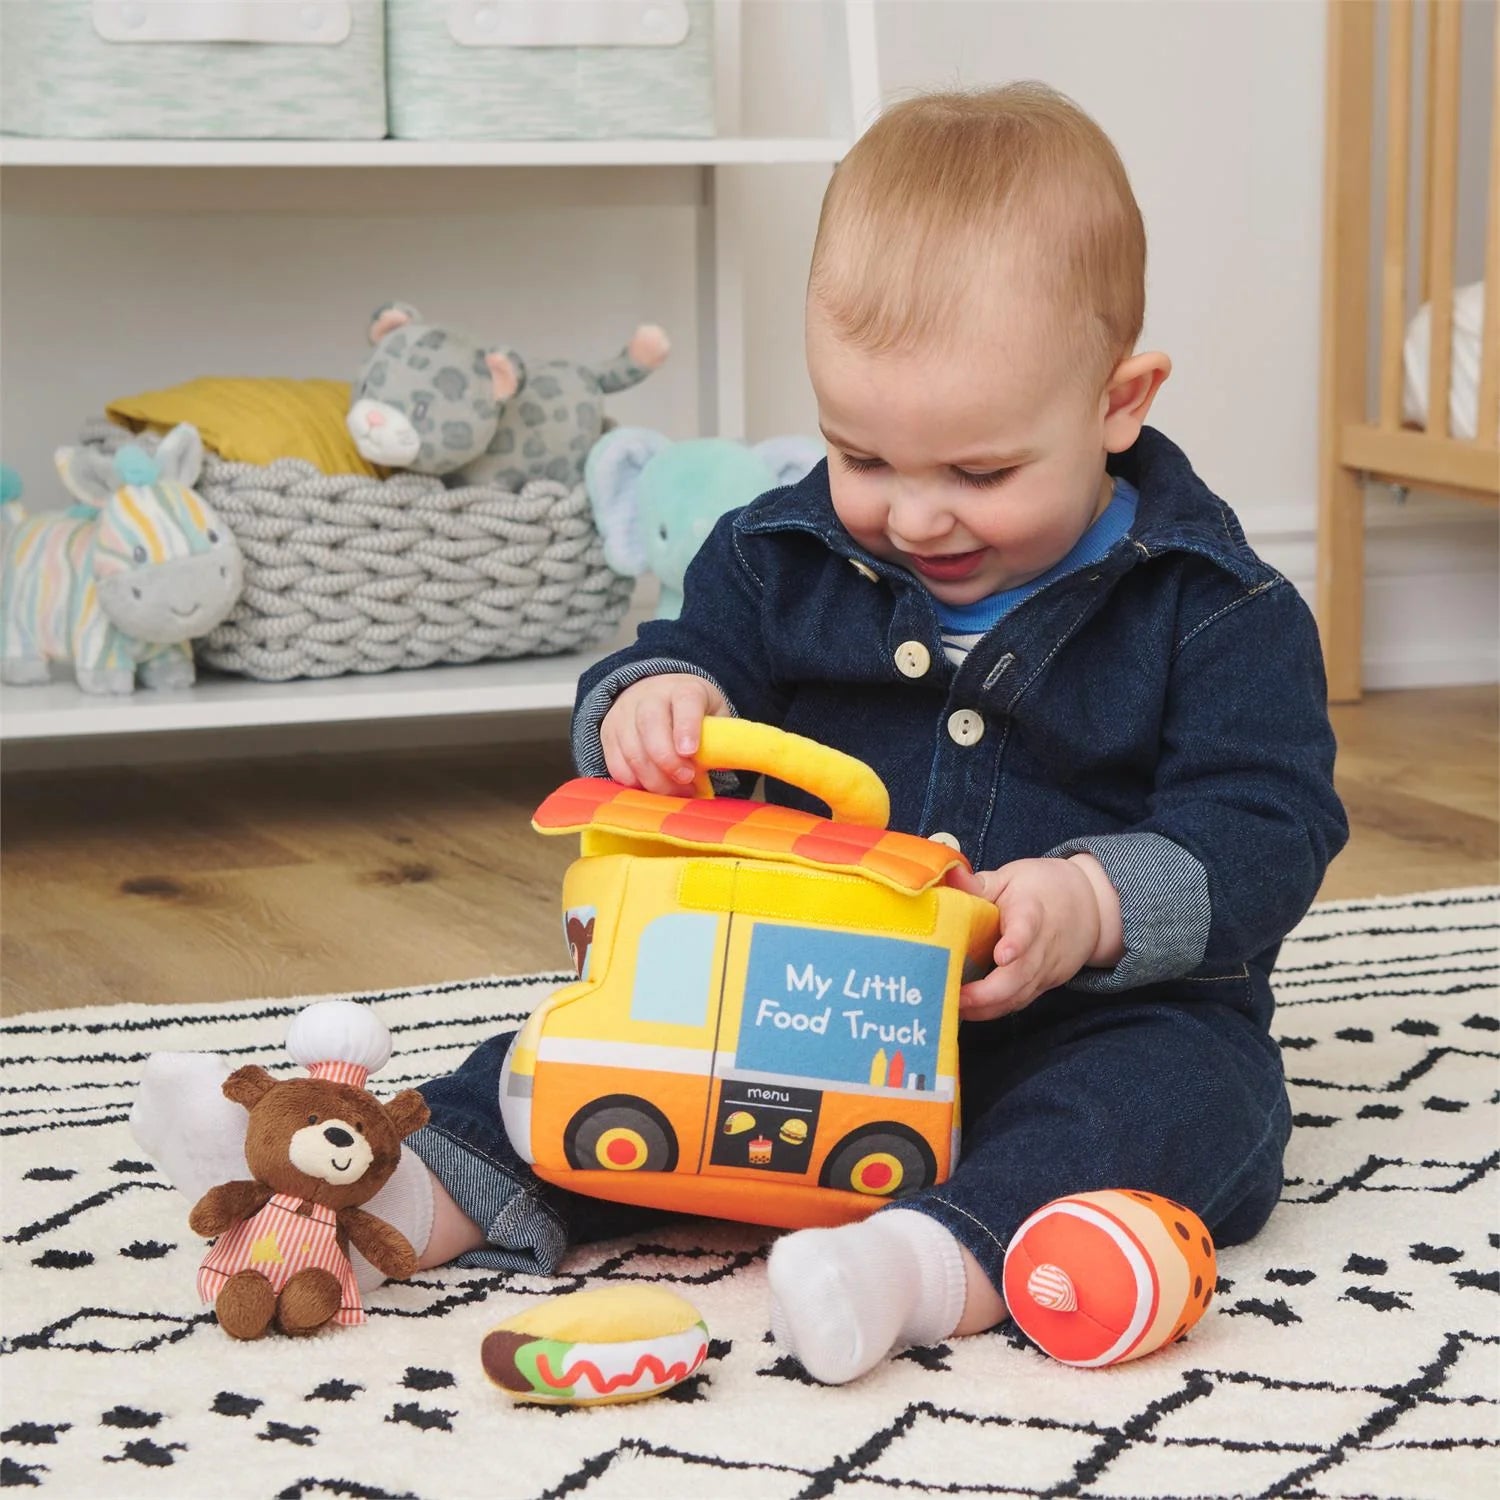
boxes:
[346,301,669,491]
[584,429,822,618]
[190,1001,430,1340]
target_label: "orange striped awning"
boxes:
[533,778,969,894]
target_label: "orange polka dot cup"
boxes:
[1002,1190,1217,1367]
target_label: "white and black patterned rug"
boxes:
[2,889,1496,1500]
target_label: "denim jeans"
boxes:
[404,987,1290,1283]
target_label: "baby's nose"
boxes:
[887,486,953,543]
[889,511,952,547]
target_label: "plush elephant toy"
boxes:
[1,424,244,695]
[586,430,822,619]
[346,302,670,491]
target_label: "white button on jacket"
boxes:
[894,640,931,678]
[947,709,985,746]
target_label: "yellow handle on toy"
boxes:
[688,718,891,829]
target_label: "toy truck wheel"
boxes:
[819,1123,936,1198]
[564,1096,679,1174]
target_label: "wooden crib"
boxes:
[1318,0,1498,701]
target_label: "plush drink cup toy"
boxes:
[1002,1190,1217,1367]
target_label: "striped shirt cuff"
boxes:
[572,656,740,781]
[1045,831,1211,992]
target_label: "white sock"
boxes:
[129,1052,248,1203]
[766,1209,968,1385]
[129,1050,435,1293]
[355,1145,435,1291]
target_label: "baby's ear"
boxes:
[382,1089,431,1141]
[1102,351,1171,453]
[221,1065,278,1110]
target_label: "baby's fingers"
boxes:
[637,695,698,788]
[995,896,1040,967]
[612,709,682,795]
[668,682,709,758]
[958,958,1040,1022]
[601,729,638,788]
[945,864,1004,903]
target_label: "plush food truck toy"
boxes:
[501,719,1000,1230]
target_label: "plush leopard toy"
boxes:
[346,301,669,490]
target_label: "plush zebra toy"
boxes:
[1,424,244,695]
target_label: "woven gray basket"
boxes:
[81,422,633,682]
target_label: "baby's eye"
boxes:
[838,452,885,474]
[953,466,1018,490]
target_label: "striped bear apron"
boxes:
[198,1192,364,1326]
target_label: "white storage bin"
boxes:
[386,0,715,141]
[0,1,387,140]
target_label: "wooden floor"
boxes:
[2,685,1496,1015]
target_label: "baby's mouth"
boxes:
[908,549,985,582]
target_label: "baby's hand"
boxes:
[600,674,728,794]
[946,855,1122,1021]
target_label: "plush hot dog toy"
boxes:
[481,1286,709,1406]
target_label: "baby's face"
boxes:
[808,304,1115,606]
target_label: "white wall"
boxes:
[0,166,708,466]
[1,0,1494,697]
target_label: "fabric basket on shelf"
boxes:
[0,1,387,140]
[385,0,715,140]
[80,423,633,683]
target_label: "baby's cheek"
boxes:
[827,477,882,533]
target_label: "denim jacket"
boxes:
[573,426,1348,1030]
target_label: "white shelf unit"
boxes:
[1,645,628,742]
[0,136,858,168]
[0,1,881,756]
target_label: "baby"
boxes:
[134,84,1346,1383]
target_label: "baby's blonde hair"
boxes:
[809,84,1146,386]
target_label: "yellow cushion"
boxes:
[107,378,380,478]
